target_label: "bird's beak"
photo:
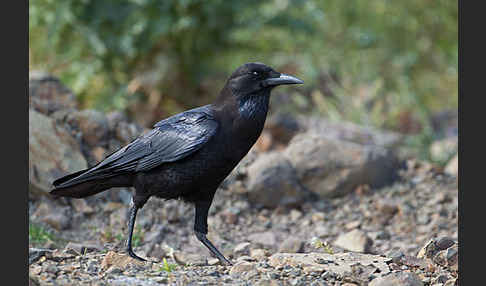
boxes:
[264,73,304,86]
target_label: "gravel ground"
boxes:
[29,159,458,285]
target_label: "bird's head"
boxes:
[226,62,304,97]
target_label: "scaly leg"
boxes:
[126,203,146,261]
[194,201,232,265]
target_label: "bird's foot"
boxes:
[127,248,147,262]
[219,256,233,266]
[195,231,232,266]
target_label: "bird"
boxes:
[50,62,304,265]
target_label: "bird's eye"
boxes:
[251,71,259,76]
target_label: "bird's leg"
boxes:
[194,201,232,266]
[126,202,146,261]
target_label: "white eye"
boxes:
[252,71,259,76]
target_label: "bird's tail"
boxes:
[50,169,133,198]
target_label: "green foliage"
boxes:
[29,223,56,245]
[160,257,177,273]
[311,237,334,254]
[29,0,457,160]
[30,0,314,113]
[112,226,143,247]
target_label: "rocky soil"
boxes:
[29,73,458,285]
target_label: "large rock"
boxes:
[284,132,400,198]
[246,152,308,208]
[333,229,373,253]
[67,109,110,147]
[278,237,304,253]
[29,109,87,196]
[268,252,391,276]
[100,251,146,271]
[430,137,458,163]
[369,272,423,286]
[29,71,77,115]
[32,201,72,230]
[247,231,277,248]
[444,153,458,177]
[295,116,403,149]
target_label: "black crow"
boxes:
[50,62,303,265]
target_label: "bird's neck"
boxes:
[238,93,270,120]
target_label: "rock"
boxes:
[246,152,308,208]
[229,261,256,277]
[269,252,390,276]
[445,245,458,271]
[417,237,457,261]
[68,109,109,147]
[333,229,373,253]
[103,202,125,212]
[430,137,458,163]
[388,250,406,264]
[29,275,41,286]
[435,237,456,251]
[278,237,304,253]
[248,231,277,248]
[33,202,72,230]
[29,109,87,196]
[147,244,168,259]
[265,113,301,146]
[91,146,107,162]
[255,279,281,286]
[43,264,59,274]
[115,121,144,145]
[29,71,77,115]
[311,212,326,223]
[234,242,251,255]
[290,209,303,221]
[296,116,403,149]
[254,131,274,152]
[433,244,458,270]
[444,278,458,286]
[344,220,361,230]
[236,255,256,262]
[444,154,458,177]
[29,248,53,265]
[71,199,94,215]
[208,258,220,265]
[49,249,76,261]
[144,225,166,245]
[64,242,102,255]
[377,199,400,216]
[173,251,207,266]
[106,111,129,131]
[313,225,329,238]
[284,133,399,198]
[100,251,145,271]
[369,272,424,286]
[110,207,128,228]
[220,209,239,224]
[250,249,268,260]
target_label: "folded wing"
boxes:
[52,105,218,188]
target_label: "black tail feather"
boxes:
[51,180,108,198]
[52,169,89,187]
[50,173,134,198]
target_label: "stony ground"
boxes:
[28,73,458,285]
[29,159,458,286]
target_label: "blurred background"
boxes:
[29,0,457,165]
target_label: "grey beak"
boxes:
[264,73,304,86]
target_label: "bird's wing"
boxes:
[53,106,218,187]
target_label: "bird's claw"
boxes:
[127,248,147,262]
[221,257,233,266]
